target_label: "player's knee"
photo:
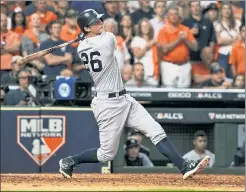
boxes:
[97,148,116,163]
[148,124,167,145]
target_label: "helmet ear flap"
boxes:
[83,26,90,34]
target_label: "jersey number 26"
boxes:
[81,51,102,72]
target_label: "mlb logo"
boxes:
[17,115,66,166]
[209,113,216,120]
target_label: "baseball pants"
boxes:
[90,94,166,163]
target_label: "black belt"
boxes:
[95,89,126,98]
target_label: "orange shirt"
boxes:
[229,40,245,75]
[60,24,81,48]
[158,22,195,63]
[0,30,20,70]
[116,36,124,51]
[12,26,25,36]
[27,11,57,27]
[23,29,40,45]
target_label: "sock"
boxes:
[71,148,99,166]
[156,137,185,170]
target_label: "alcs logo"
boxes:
[17,115,66,166]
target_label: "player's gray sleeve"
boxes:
[139,152,154,167]
[105,32,117,53]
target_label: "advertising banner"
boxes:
[147,108,245,123]
[0,108,103,173]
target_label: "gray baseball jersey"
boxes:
[77,32,166,163]
[77,32,124,93]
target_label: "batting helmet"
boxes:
[77,9,104,31]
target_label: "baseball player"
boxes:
[59,9,210,180]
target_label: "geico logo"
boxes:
[168,92,191,98]
[20,119,63,132]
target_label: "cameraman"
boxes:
[4,69,35,106]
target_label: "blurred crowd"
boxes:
[0,0,245,95]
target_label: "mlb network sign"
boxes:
[17,115,66,166]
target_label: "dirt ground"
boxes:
[1,173,244,191]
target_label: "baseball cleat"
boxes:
[59,157,75,179]
[181,155,210,180]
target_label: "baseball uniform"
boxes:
[77,32,166,163]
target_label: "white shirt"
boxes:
[115,41,131,71]
[183,149,215,168]
[214,20,241,55]
[77,32,124,93]
[150,17,165,40]
[131,36,154,77]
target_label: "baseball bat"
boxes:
[16,38,80,66]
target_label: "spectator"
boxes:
[124,138,154,167]
[104,18,130,70]
[158,6,198,88]
[27,0,58,31]
[119,14,135,64]
[128,129,150,157]
[183,1,216,85]
[6,1,26,13]
[183,130,215,168]
[1,55,23,85]
[127,1,140,13]
[55,0,70,25]
[70,1,105,15]
[168,0,190,21]
[214,2,241,78]
[150,1,166,40]
[202,3,219,23]
[131,0,154,27]
[229,25,245,77]
[22,13,47,72]
[125,62,154,87]
[230,1,244,22]
[60,9,80,48]
[4,69,33,106]
[121,64,132,84]
[23,1,55,16]
[199,63,232,89]
[60,68,73,78]
[118,1,130,16]
[131,19,159,86]
[102,1,122,23]
[1,1,11,30]
[11,10,27,35]
[231,75,245,89]
[40,20,72,78]
[1,13,21,74]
